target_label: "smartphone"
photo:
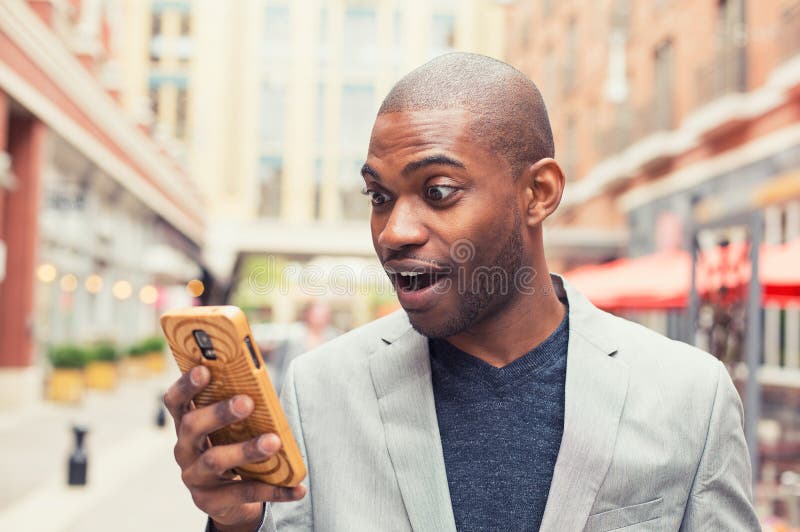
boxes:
[160,305,306,487]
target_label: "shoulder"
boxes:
[584,309,726,414]
[598,311,719,370]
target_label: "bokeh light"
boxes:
[112,280,133,300]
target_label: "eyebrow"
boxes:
[361,154,466,182]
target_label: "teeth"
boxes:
[399,272,422,277]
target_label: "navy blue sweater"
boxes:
[429,311,569,532]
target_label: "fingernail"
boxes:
[232,395,253,416]
[257,433,279,453]
[190,366,206,386]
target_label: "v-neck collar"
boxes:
[429,309,569,390]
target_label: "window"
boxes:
[317,7,329,67]
[260,83,286,146]
[430,14,456,58]
[343,8,377,70]
[179,12,191,36]
[313,159,323,220]
[263,6,291,60]
[148,87,160,124]
[653,40,674,131]
[392,10,405,70]
[340,85,375,151]
[315,84,325,148]
[151,13,163,37]
[564,116,577,179]
[175,87,189,139]
[339,159,370,221]
[258,156,283,218]
[717,0,745,91]
[563,18,577,93]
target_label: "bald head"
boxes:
[378,53,554,180]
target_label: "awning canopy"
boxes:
[564,238,800,310]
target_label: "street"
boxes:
[0,368,207,532]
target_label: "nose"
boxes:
[376,199,428,251]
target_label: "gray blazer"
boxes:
[262,276,760,531]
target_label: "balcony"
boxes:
[695,46,747,107]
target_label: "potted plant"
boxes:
[47,344,88,403]
[85,341,118,390]
[122,340,150,378]
[142,335,167,373]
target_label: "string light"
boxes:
[139,284,158,304]
[112,280,133,300]
[186,279,204,297]
[85,274,103,294]
[37,263,57,283]
[60,274,78,292]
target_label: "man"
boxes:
[164,53,760,531]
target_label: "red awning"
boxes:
[564,238,800,310]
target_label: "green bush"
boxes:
[89,342,118,362]
[142,336,166,352]
[48,344,89,369]
[126,335,165,358]
[126,342,149,358]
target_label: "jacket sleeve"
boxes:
[679,361,761,531]
[261,360,313,531]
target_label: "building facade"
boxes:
[117,0,508,327]
[505,0,800,521]
[0,0,203,408]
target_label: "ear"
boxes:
[519,158,565,227]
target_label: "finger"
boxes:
[183,433,281,486]
[163,366,210,429]
[196,481,307,516]
[174,395,254,467]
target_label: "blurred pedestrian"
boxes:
[272,301,339,394]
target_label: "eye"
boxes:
[425,185,458,202]
[361,187,391,207]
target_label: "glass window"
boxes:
[148,86,160,122]
[342,8,377,70]
[653,40,674,130]
[430,14,456,58]
[175,87,189,139]
[315,84,325,148]
[179,12,191,36]
[317,7,329,67]
[392,10,405,70]
[340,85,375,151]
[339,159,370,221]
[258,156,283,218]
[151,13,163,37]
[263,6,291,60]
[260,83,286,146]
[313,159,323,220]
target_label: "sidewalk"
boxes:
[0,367,207,532]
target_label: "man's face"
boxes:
[363,109,527,338]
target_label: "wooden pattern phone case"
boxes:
[160,306,306,487]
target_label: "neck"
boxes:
[443,273,566,368]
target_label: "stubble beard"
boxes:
[410,208,524,339]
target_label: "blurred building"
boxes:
[506,0,800,349]
[117,0,507,327]
[0,0,204,408]
[505,0,800,519]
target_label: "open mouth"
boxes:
[393,271,448,292]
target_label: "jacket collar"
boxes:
[370,274,628,531]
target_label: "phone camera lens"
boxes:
[192,329,213,349]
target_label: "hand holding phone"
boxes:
[160,306,307,531]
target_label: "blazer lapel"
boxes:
[369,327,457,532]
[539,277,630,532]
